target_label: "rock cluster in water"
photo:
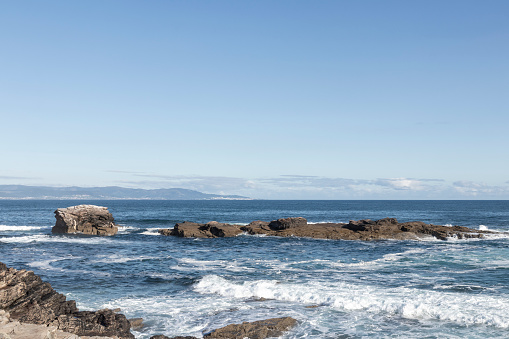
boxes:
[52,204,118,236]
[150,316,297,339]
[160,217,489,241]
[0,262,134,338]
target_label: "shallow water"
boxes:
[1,200,508,338]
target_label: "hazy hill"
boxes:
[0,185,250,200]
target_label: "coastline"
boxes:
[1,200,508,338]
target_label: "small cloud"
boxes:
[259,176,360,189]
[119,175,256,193]
[371,178,443,191]
[106,170,147,174]
[452,181,508,196]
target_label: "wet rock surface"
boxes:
[149,316,297,339]
[0,262,134,339]
[160,217,490,241]
[52,205,118,236]
[204,316,298,339]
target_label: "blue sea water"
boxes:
[1,200,509,338]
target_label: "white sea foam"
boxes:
[329,248,429,269]
[479,225,489,230]
[0,234,116,244]
[194,275,509,328]
[92,254,158,264]
[0,225,47,231]
[308,220,347,224]
[140,227,164,236]
[116,226,139,234]
[28,257,111,278]
[29,258,67,270]
[171,257,254,272]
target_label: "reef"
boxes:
[160,217,490,241]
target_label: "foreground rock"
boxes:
[149,316,297,339]
[160,217,491,241]
[0,262,134,339]
[0,310,117,339]
[205,317,297,339]
[52,205,118,236]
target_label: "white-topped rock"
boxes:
[52,205,118,236]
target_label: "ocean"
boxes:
[1,200,508,338]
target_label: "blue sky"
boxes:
[1,0,508,199]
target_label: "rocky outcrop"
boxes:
[205,317,297,339]
[160,217,490,241]
[268,217,307,230]
[52,205,118,236]
[0,310,118,339]
[149,316,297,339]
[0,262,134,339]
[160,221,243,238]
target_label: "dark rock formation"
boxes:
[269,217,307,230]
[0,262,134,338]
[204,317,298,339]
[54,309,133,337]
[160,221,243,238]
[160,217,490,241]
[344,218,399,232]
[52,204,118,236]
[149,317,297,339]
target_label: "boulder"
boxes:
[268,217,307,230]
[204,317,297,339]
[150,317,297,339]
[52,205,118,236]
[0,262,134,339]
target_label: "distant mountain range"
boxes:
[0,185,251,200]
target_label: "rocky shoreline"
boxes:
[0,262,134,339]
[160,217,491,241]
[0,259,298,339]
[0,205,494,338]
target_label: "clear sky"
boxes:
[1,0,508,199]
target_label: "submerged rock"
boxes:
[0,262,134,338]
[52,205,118,236]
[128,317,143,329]
[160,217,490,241]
